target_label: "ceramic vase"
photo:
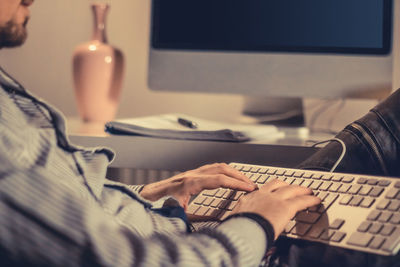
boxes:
[72,3,124,123]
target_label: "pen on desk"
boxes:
[177,117,198,129]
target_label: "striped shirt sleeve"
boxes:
[0,151,267,266]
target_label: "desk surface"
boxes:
[67,118,322,171]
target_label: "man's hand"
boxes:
[232,179,321,240]
[140,163,257,209]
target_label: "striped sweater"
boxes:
[0,67,267,266]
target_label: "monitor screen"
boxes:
[152,0,392,55]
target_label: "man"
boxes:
[0,1,320,266]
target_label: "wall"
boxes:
[0,0,243,121]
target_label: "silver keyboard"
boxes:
[187,163,400,256]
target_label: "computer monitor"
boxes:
[148,0,395,125]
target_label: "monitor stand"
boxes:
[241,96,306,127]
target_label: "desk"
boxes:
[67,119,320,172]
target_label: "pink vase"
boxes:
[72,3,124,123]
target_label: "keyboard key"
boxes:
[319,181,332,191]
[250,174,261,182]
[276,176,286,182]
[258,168,268,174]
[338,184,351,193]
[188,204,200,214]
[331,231,346,242]
[310,181,322,190]
[323,193,339,208]
[342,176,355,183]
[349,196,363,206]
[329,183,341,192]
[302,180,313,188]
[359,185,373,196]
[250,166,260,173]
[211,198,223,208]
[205,207,219,217]
[196,206,210,216]
[357,221,372,232]
[194,195,207,205]
[339,195,352,205]
[312,174,322,180]
[349,184,362,194]
[360,198,375,208]
[218,200,230,210]
[369,223,383,234]
[293,171,304,178]
[321,174,333,181]
[292,179,303,186]
[395,181,400,188]
[378,180,391,187]
[284,221,296,233]
[242,166,251,172]
[357,177,368,184]
[222,190,234,199]
[388,200,400,211]
[203,197,214,206]
[369,187,384,197]
[291,223,312,236]
[318,192,329,201]
[308,204,320,212]
[320,229,335,241]
[376,199,391,210]
[303,172,313,179]
[203,189,218,196]
[389,213,400,224]
[295,211,321,224]
[285,170,295,177]
[215,189,226,198]
[285,177,295,184]
[377,211,392,223]
[347,232,373,247]
[257,175,268,184]
[381,227,400,252]
[225,201,237,211]
[231,191,244,201]
[275,169,285,176]
[369,236,386,250]
[329,219,345,230]
[380,225,395,236]
[367,210,381,221]
[331,175,343,182]
[367,179,378,185]
[307,226,325,239]
[386,188,399,199]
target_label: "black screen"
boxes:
[152,0,392,55]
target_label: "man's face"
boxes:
[0,0,34,48]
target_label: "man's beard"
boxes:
[0,18,29,48]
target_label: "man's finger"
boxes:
[273,185,313,200]
[198,174,256,192]
[196,163,255,186]
[259,179,289,192]
[289,195,322,212]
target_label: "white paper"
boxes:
[118,113,285,140]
